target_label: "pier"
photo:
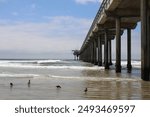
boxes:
[79,0,150,81]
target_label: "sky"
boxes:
[0,0,140,59]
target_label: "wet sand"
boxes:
[0,69,150,100]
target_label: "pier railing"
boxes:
[80,0,111,53]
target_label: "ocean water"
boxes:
[0,59,149,100]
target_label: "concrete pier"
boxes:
[79,0,150,81]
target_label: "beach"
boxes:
[0,59,149,100]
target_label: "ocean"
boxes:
[0,59,149,100]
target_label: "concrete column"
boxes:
[93,39,97,65]
[80,52,83,61]
[95,38,98,65]
[127,28,132,72]
[86,48,88,62]
[79,51,82,61]
[104,30,109,69]
[116,17,121,72]
[82,51,84,61]
[98,36,102,66]
[91,41,94,63]
[108,40,113,65]
[90,42,93,63]
[84,49,87,62]
[88,45,91,62]
[141,0,150,81]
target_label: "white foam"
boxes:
[0,60,141,70]
[0,73,39,78]
[111,60,141,68]
[0,59,62,64]
[33,74,140,82]
[0,59,104,70]
[0,63,104,70]
[37,60,62,64]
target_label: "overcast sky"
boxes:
[0,0,140,59]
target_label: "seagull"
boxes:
[84,88,88,93]
[28,80,31,87]
[28,80,31,85]
[10,83,13,87]
[56,85,61,88]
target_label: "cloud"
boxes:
[0,16,92,59]
[0,16,141,59]
[75,0,102,4]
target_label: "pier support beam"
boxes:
[108,40,113,65]
[104,30,109,69]
[141,0,150,81]
[116,17,121,72]
[93,39,97,65]
[88,45,91,62]
[89,41,93,63]
[95,38,98,65]
[98,36,102,66]
[91,41,94,63]
[127,28,132,72]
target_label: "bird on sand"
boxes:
[10,83,13,87]
[28,80,31,87]
[84,88,88,93]
[56,85,61,88]
[28,80,30,85]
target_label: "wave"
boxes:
[0,73,39,78]
[111,60,141,68]
[0,59,104,70]
[0,63,104,70]
[33,75,140,82]
[37,60,62,64]
[0,59,141,70]
[0,59,63,64]
[0,71,140,82]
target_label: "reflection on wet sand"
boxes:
[82,68,150,100]
[84,80,143,100]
